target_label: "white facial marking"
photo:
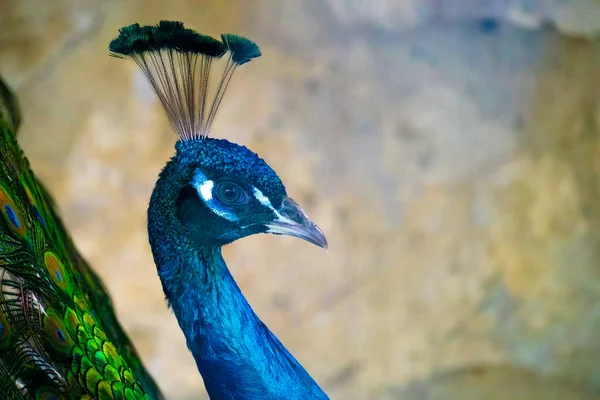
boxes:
[252,187,274,209]
[209,205,239,221]
[192,170,238,222]
[198,180,214,201]
[192,170,209,189]
[252,186,295,229]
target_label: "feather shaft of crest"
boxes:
[109,21,261,141]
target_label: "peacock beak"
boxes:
[265,196,328,249]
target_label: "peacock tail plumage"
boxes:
[0,77,161,399]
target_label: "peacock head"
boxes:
[159,138,327,248]
[110,21,326,249]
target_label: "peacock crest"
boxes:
[109,21,261,141]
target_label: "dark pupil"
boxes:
[224,187,236,198]
[221,185,239,201]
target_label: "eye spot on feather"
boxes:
[44,314,72,353]
[5,204,20,228]
[23,185,47,228]
[0,187,26,236]
[32,204,46,227]
[44,251,69,292]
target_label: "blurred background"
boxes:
[1,0,600,399]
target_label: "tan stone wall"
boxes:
[1,1,600,398]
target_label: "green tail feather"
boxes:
[0,78,162,399]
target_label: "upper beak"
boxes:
[265,197,328,249]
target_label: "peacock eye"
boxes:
[214,182,248,205]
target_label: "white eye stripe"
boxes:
[252,187,273,208]
[192,171,209,194]
[192,171,238,222]
[198,180,213,201]
[209,205,239,221]
[252,187,295,225]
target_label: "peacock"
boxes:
[0,20,329,399]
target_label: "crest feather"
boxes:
[109,20,261,140]
[221,34,261,65]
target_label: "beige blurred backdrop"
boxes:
[1,1,600,399]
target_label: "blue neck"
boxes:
[149,238,328,400]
